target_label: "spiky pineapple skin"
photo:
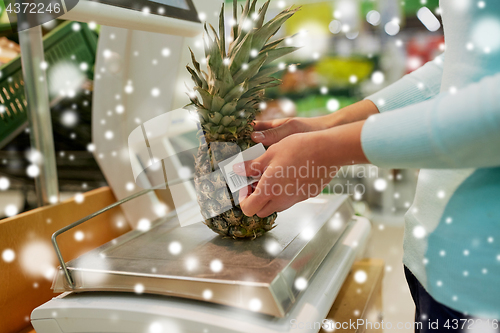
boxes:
[187,0,298,238]
[194,138,277,238]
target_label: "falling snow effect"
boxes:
[134,283,145,294]
[151,88,160,97]
[385,20,400,36]
[371,71,385,85]
[137,218,152,232]
[329,214,344,231]
[19,241,56,280]
[326,98,340,112]
[74,231,85,241]
[74,193,84,204]
[2,248,15,262]
[0,177,10,191]
[265,239,281,255]
[185,257,198,271]
[413,226,426,239]
[294,277,308,290]
[26,164,40,178]
[202,289,212,300]
[248,298,262,312]
[366,10,381,26]
[354,270,367,284]
[471,17,500,52]
[168,241,182,255]
[373,178,387,191]
[105,130,114,140]
[301,227,315,241]
[125,182,135,191]
[0,2,497,330]
[61,110,78,127]
[210,259,223,273]
[48,62,85,98]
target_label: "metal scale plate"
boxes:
[52,194,355,317]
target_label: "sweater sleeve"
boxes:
[366,54,444,112]
[361,72,500,169]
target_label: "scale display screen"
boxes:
[88,0,200,23]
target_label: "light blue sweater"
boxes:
[362,0,500,318]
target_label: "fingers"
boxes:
[252,119,297,146]
[239,183,270,217]
[253,119,289,131]
[256,201,275,218]
[238,184,253,203]
[243,191,298,218]
[238,169,301,217]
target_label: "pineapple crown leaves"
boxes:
[187,0,300,141]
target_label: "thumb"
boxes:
[251,120,297,145]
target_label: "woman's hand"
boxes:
[235,120,370,217]
[251,117,330,146]
[252,99,379,146]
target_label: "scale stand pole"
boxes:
[19,26,59,206]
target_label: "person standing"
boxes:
[234,1,500,331]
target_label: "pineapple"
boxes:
[187,0,299,238]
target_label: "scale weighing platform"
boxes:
[31,195,371,332]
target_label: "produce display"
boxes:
[187,0,298,238]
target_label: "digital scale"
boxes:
[32,195,372,332]
[28,1,374,332]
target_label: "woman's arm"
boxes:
[251,99,378,146]
[252,54,445,146]
[362,72,500,169]
[234,60,500,216]
[366,54,445,112]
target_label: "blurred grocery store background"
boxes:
[0,1,444,331]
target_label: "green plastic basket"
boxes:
[0,20,98,148]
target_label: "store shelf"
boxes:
[0,21,97,149]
